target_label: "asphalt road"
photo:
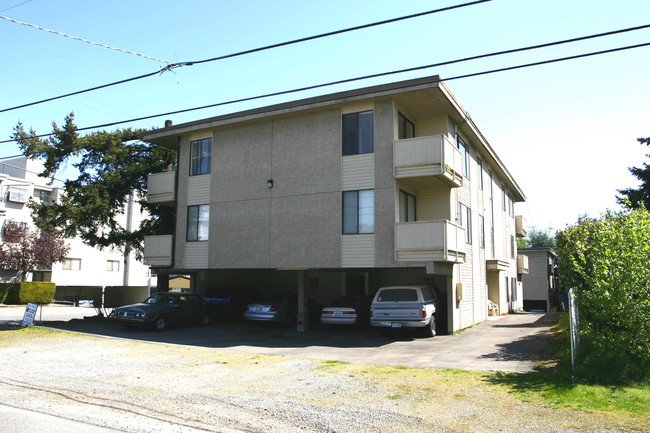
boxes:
[0,304,555,373]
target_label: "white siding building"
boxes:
[0,157,155,291]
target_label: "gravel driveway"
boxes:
[0,326,646,432]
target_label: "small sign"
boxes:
[22,303,38,327]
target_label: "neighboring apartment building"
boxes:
[0,157,155,290]
[142,75,527,333]
[519,247,559,312]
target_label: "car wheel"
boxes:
[200,313,210,327]
[423,318,436,338]
[154,316,167,332]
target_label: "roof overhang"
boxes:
[143,75,525,202]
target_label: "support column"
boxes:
[297,270,308,332]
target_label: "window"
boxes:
[7,188,28,203]
[397,112,415,139]
[456,135,469,178]
[479,215,485,249]
[342,111,374,155]
[511,235,515,259]
[343,190,374,234]
[508,193,514,216]
[35,189,52,203]
[489,170,495,258]
[187,204,210,241]
[189,138,212,176]
[477,158,484,190]
[459,203,472,244]
[399,190,416,222]
[502,184,506,212]
[62,258,81,271]
[106,260,120,272]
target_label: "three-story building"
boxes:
[143,75,527,332]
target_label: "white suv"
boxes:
[370,285,438,337]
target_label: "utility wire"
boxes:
[0,14,170,64]
[3,39,649,144]
[0,0,491,113]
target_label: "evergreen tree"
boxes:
[617,137,650,211]
[12,113,176,258]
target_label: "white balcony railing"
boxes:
[143,235,173,267]
[147,171,175,205]
[395,220,466,263]
[394,135,463,187]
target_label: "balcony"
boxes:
[515,215,527,238]
[143,235,173,267]
[394,135,463,188]
[147,171,175,205]
[517,254,529,274]
[395,220,466,263]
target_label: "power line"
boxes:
[0,14,170,64]
[3,39,648,144]
[0,0,32,13]
[0,0,491,113]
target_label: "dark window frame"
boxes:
[342,190,375,234]
[399,190,417,223]
[456,134,469,178]
[342,111,374,156]
[397,112,415,139]
[186,204,210,242]
[459,202,472,244]
[189,138,212,176]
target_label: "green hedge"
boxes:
[0,284,11,304]
[0,282,56,305]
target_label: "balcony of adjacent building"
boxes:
[393,134,464,189]
[515,215,527,238]
[143,234,173,267]
[147,171,176,206]
[517,254,529,274]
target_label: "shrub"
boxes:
[556,205,650,379]
[0,283,13,304]
[1,282,56,305]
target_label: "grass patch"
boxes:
[484,313,650,415]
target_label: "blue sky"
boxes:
[1,0,649,232]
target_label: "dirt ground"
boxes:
[0,328,646,433]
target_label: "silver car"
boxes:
[244,293,297,326]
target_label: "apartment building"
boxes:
[519,247,559,312]
[0,157,155,291]
[142,75,527,332]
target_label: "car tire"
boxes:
[154,316,167,332]
[200,313,210,327]
[423,318,436,338]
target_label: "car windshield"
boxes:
[144,294,176,304]
[376,289,418,302]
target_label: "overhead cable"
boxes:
[0,14,170,64]
[0,0,491,113]
[3,40,648,144]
